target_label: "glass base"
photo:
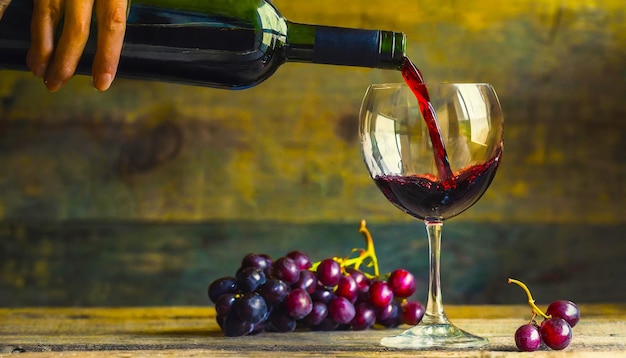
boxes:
[380,323,488,350]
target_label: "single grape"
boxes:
[541,317,572,350]
[335,275,358,303]
[236,267,266,293]
[285,288,313,319]
[316,259,341,287]
[377,300,402,328]
[235,293,269,324]
[257,278,289,306]
[375,302,395,322]
[369,280,394,308]
[546,300,580,328]
[402,300,425,326]
[222,313,254,337]
[214,293,238,317]
[328,296,356,324]
[272,257,300,285]
[292,269,317,294]
[286,250,312,270]
[304,301,328,327]
[311,286,334,304]
[346,268,369,292]
[387,269,416,298]
[258,254,273,276]
[351,302,376,330]
[208,276,238,303]
[515,323,542,352]
[241,253,272,277]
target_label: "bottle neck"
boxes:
[285,22,405,70]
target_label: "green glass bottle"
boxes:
[0,0,406,89]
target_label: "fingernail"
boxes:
[44,79,63,92]
[94,73,113,91]
[33,63,47,78]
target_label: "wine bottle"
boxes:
[0,0,406,89]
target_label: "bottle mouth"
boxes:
[378,31,406,70]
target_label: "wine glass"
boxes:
[359,83,503,349]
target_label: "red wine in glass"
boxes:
[374,157,500,220]
[373,57,502,221]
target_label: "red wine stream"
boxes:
[400,57,453,181]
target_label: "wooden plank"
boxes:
[0,305,625,357]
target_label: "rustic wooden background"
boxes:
[0,0,624,306]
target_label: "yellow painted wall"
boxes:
[0,0,624,223]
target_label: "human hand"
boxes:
[0,1,10,21]
[26,0,128,92]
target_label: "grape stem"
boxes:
[508,278,551,320]
[353,219,380,277]
[310,220,381,278]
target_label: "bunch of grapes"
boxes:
[509,278,580,352]
[207,221,425,337]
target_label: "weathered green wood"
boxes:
[1,221,625,307]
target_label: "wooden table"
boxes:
[1,305,624,357]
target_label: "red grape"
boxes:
[208,276,238,303]
[285,288,313,319]
[287,250,312,270]
[304,301,328,326]
[387,268,416,298]
[257,278,289,306]
[375,302,395,322]
[241,253,272,275]
[351,302,376,330]
[328,296,356,324]
[540,317,572,350]
[316,259,341,287]
[346,268,369,291]
[336,275,358,303]
[310,286,334,304]
[377,300,402,328]
[546,300,580,328]
[401,300,425,326]
[514,323,542,352]
[292,269,317,294]
[214,293,237,317]
[369,280,394,308]
[272,257,300,285]
[236,267,266,293]
[236,293,269,324]
[222,312,254,337]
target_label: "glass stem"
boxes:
[423,219,450,325]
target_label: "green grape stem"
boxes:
[508,278,551,320]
